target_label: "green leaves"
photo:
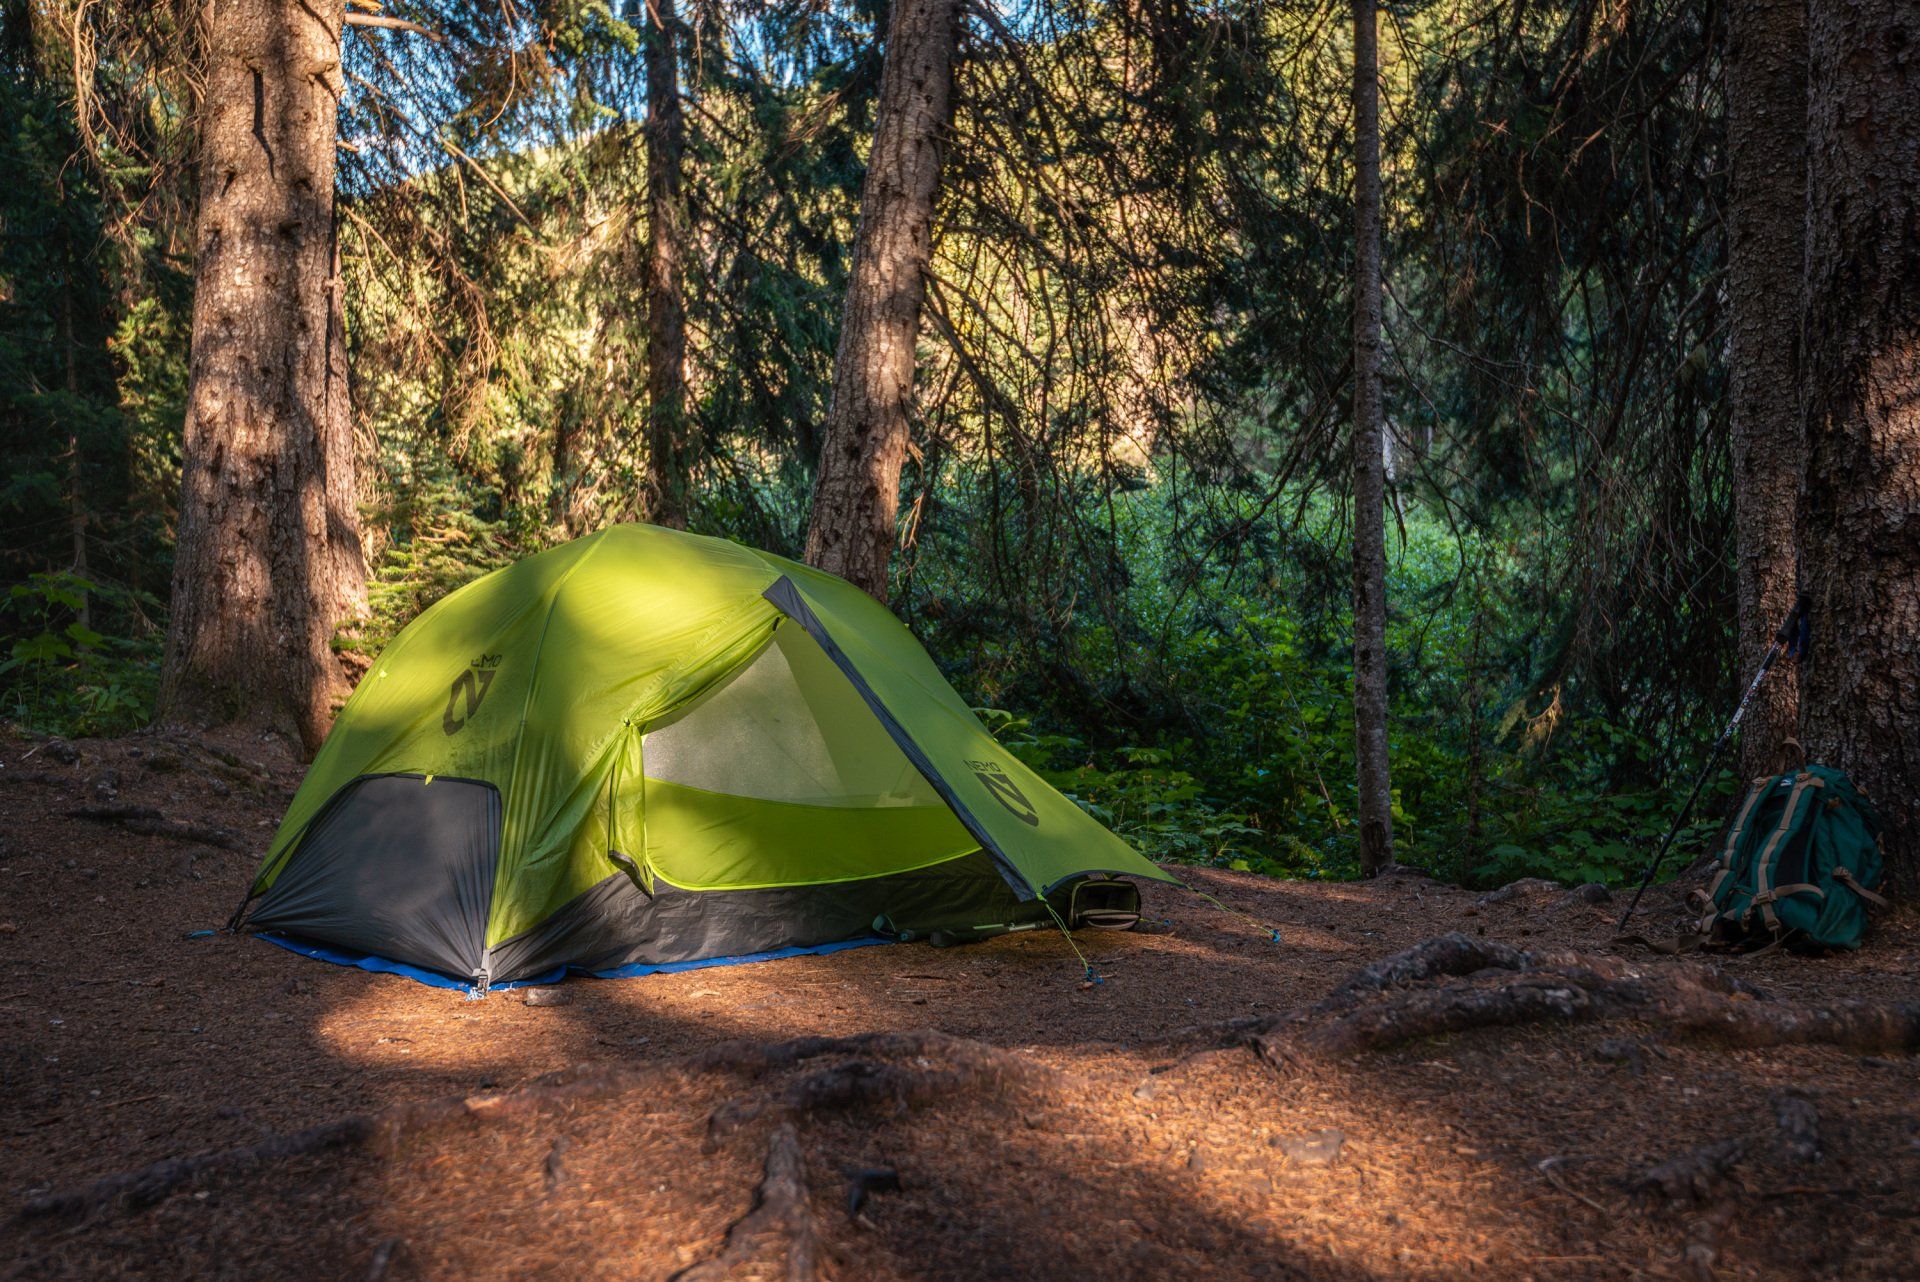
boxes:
[1,572,160,737]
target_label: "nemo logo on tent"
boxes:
[968,759,1039,826]
[442,656,501,736]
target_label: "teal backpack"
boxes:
[1695,764,1887,950]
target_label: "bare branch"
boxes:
[343,12,443,41]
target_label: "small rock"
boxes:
[1273,1129,1346,1166]
[80,868,98,880]
[209,777,231,798]
[523,986,573,1007]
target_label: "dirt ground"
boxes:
[1,727,1916,1281]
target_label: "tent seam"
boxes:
[488,528,617,956]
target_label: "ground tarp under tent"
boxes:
[235,523,1177,988]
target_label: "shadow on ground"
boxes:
[2,730,1917,1279]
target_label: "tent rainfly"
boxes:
[234,524,1179,988]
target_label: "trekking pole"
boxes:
[1617,592,1809,931]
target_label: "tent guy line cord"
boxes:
[1041,898,1101,983]
[1186,885,1286,943]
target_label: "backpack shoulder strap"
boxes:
[1700,776,1775,932]
[1749,772,1824,933]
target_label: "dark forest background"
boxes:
[0,0,1794,888]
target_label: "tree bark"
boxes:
[803,0,961,598]
[1725,0,1806,778]
[1799,0,1920,894]
[1350,0,1395,875]
[642,0,691,530]
[158,0,365,752]
[323,222,368,628]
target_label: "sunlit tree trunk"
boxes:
[642,0,690,529]
[158,0,365,752]
[1726,0,1805,778]
[1350,0,1395,876]
[804,0,961,598]
[1799,0,1920,892]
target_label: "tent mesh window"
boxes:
[638,623,979,890]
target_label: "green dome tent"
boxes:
[235,524,1178,988]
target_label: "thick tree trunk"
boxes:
[803,0,961,598]
[1799,0,1920,893]
[1726,0,1806,779]
[1350,0,1395,876]
[158,0,364,752]
[642,0,690,530]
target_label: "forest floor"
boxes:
[0,727,1916,1281]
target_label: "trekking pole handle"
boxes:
[1773,592,1811,645]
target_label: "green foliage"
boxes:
[0,571,160,736]
[923,485,1729,889]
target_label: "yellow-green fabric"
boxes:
[252,523,1178,950]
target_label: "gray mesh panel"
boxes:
[642,623,940,807]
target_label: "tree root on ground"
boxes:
[1629,1087,1827,1212]
[673,1122,819,1282]
[1632,1138,1749,1206]
[20,934,1909,1230]
[16,1028,1048,1224]
[1204,932,1917,1068]
[703,1029,1059,1146]
[64,803,244,851]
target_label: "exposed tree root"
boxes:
[21,933,1910,1234]
[1231,933,1912,1068]
[673,1122,819,1282]
[18,1115,378,1220]
[705,1029,1057,1144]
[15,1027,1047,1224]
[1313,932,1533,1014]
[1261,973,1600,1066]
[1632,1138,1748,1206]
[64,804,244,851]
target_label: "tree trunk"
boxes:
[323,223,368,630]
[1725,0,1806,779]
[58,238,89,629]
[1350,0,1395,876]
[803,0,961,598]
[642,0,691,530]
[158,0,364,752]
[1799,0,1920,893]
